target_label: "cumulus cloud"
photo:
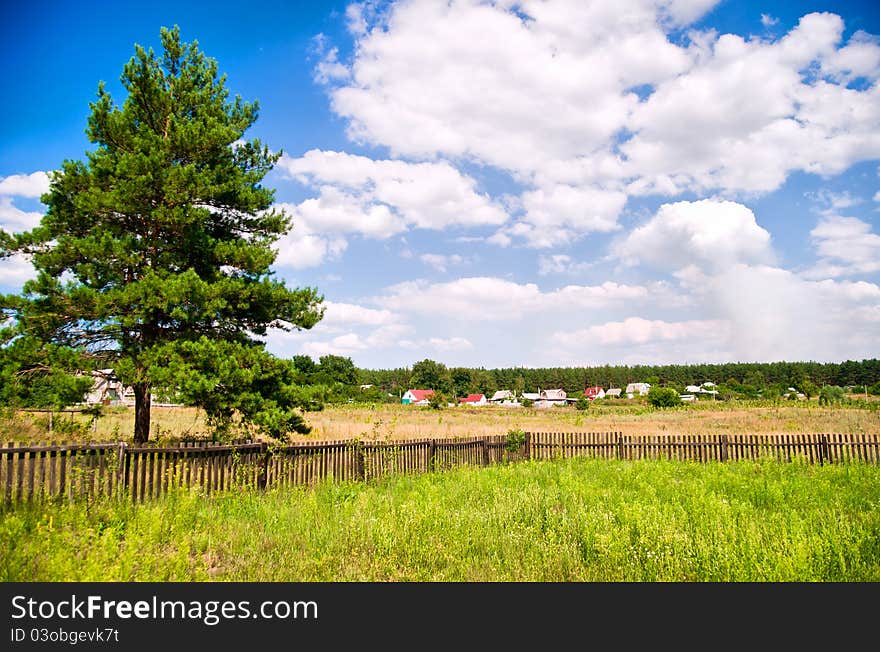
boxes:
[0,197,44,233]
[537,254,594,276]
[321,2,880,202]
[615,199,774,272]
[624,13,880,195]
[513,184,626,247]
[374,276,653,320]
[0,171,50,198]
[707,264,880,362]
[279,150,508,231]
[803,215,880,279]
[0,253,36,289]
[555,316,725,346]
[420,253,464,273]
[320,301,398,327]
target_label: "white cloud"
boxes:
[615,199,774,272]
[420,253,464,273]
[803,215,880,279]
[322,3,880,202]
[400,336,473,352]
[374,276,653,320]
[707,264,880,362]
[761,14,779,28]
[279,150,508,231]
[320,301,398,327]
[0,253,36,289]
[299,323,413,358]
[512,184,626,247]
[0,171,50,198]
[0,197,43,233]
[537,254,594,276]
[273,225,348,270]
[624,13,880,195]
[555,316,725,346]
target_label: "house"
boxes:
[584,386,605,400]
[534,388,570,408]
[685,385,702,394]
[605,388,622,398]
[401,389,435,405]
[626,382,651,398]
[680,394,696,402]
[83,369,126,405]
[487,390,521,407]
[520,392,541,402]
[458,393,487,406]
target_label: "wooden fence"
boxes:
[2,432,878,505]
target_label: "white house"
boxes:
[401,389,435,405]
[488,390,521,406]
[83,369,126,405]
[626,382,651,398]
[605,388,622,398]
[533,388,569,408]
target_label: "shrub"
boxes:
[647,386,682,408]
[575,397,590,411]
[818,385,846,405]
[427,392,447,410]
[505,428,526,453]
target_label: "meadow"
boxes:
[2,397,878,444]
[2,456,878,581]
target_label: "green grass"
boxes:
[2,457,879,581]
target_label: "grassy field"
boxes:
[2,398,879,444]
[2,456,878,581]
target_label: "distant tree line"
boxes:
[357,358,880,399]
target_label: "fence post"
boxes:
[616,433,623,460]
[116,441,128,497]
[428,439,436,472]
[818,434,827,466]
[721,435,728,463]
[354,440,365,481]
[481,438,490,466]
[524,432,532,461]
[257,443,269,490]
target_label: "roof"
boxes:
[407,389,435,401]
[458,394,485,403]
[541,389,566,399]
[605,388,622,396]
[584,386,604,397]
[490,390,513,401]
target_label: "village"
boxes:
[399,382,720,407]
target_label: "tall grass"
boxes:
[3,457,878,581]
[4,400,879,443]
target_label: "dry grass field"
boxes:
[2,397,878,443]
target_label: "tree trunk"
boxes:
[133,383,152,443]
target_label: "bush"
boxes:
[575,397,590,411]
[647,386,682,408]
[818,385,846,405]
[520,398,534,408]
[505,428,526,453]
[427,392,447,410]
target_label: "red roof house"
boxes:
[402,389,435,405]
[584,386,605,400]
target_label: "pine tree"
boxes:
[1,26,323,442]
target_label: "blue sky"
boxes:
[1,1,879,369]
